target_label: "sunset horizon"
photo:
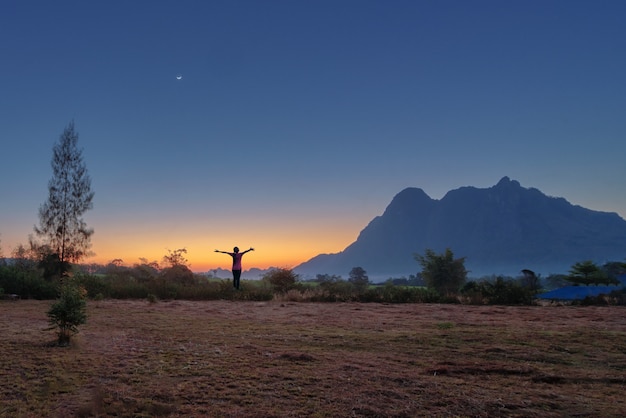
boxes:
[2,1,625,274]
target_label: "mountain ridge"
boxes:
[294,177,626,280]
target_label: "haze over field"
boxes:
[2,1,625,272]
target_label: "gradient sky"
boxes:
[2,0,626,273]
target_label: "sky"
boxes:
[1,0,626,273]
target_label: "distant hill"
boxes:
[294,177,626,280]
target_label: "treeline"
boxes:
[2,261,625,306]
[2,246,625,305]
[0,262,439,303]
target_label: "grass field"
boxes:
[1,300,625,417]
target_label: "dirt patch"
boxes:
[1,300,625,417]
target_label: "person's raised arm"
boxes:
[242,247,254,254]
[215,249,228,254]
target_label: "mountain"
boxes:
[294,177,626,280]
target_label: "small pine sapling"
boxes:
[47,280,87,346]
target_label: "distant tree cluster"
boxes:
[348,267,370,292]
[3,245,626,307]
[566,260,619,286]
[414,248,467,297]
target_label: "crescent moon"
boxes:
[176,75,183,80]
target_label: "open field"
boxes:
[1,300,625,417]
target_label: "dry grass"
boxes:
[1,300,625,417]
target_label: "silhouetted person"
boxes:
[215,246,254,289]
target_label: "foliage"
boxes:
[162,248,189,268]
[75,272,111,299]
[387,274,424,287]
[414,248,467,296]
[348,267,370,293]
[35,121,94,274]
[262,268,299,293]
[131,259,161,282]
[314,273,343,283]
[160,264,195,285]
[360,283,440,303]
[601,260,626,281]
[544,274,569,291]
[11,242,39,271]
[567,260,617,286]
[316,279,356,301]
[80,273,443,304]
[304,279,440,303]
[520,269,541,294]
[6,251,623,305]
[571,289,626,306]
[460,277,534,305]
[0,264,58,299]
[47,279,87,346]
[609,288,626,305]
[101,274,274,301]
[38,251,72,281]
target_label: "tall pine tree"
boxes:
[35,121,94,276]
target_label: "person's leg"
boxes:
[233,270,241,289]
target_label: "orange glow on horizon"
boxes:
[87,248,332,272]
[67,206,366,272]
[85,229,354,272]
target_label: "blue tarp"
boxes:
[537,285,622,300]
[537,274,626,300]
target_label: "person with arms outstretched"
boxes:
[215,246,254,289]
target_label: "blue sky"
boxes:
[2,0,625,271]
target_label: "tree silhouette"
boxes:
[161,248,194,285]
[349,266,370,292]
[415,248,467,296]
[263,268,299,293]
[566,260,616,286]
[35,121,94,277]
[521,269,541,294]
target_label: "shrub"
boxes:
[262,268,299,294]
[149,277,179,300]
[160,264,195,285]
[610,289,626,306]
[272,287,334,302]
[572,290,626,306]
[47,280,87,346]
[374,284,440,303]
[460,277,534,305]
[314,280,355,302]
[75,272,111,299]
[0,265,58,299]
[108,277,149,299]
